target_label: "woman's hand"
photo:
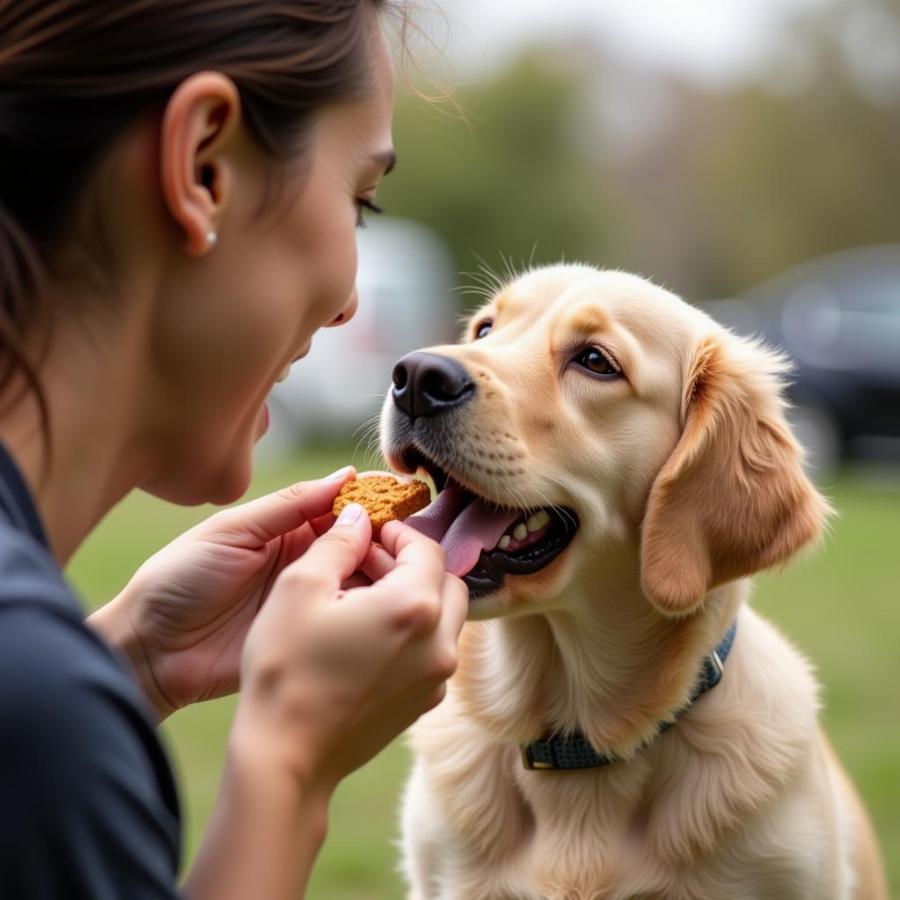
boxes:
[89,467,359,720]
[185,507,466,900]
[232,506,469,789]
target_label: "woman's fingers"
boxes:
[238,501,469,787]
[358,542,397,582]
[438,574,470,644]
[378,520,447,584]
[279,503,373,597]
[310,512,337,537]
[340,573,373,590]
[202,467,356,546]
[368,523,452,633]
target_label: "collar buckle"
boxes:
[708,648,725,681]
[520,744,554,770]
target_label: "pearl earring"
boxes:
[206,230,218,248]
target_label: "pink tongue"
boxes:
[404,486,469,542]
[405,485,521,577]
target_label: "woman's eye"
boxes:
[574,346,620,377]
[355,198,384,229]
[474,320,493,339]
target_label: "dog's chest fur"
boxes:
[402,607,839,900]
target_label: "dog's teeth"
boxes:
[527,511,551,532]
[275,364,291,383]
[415,467,438,501]
[513,523,528,541]
[498,535,511,550]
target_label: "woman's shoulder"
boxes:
[0,520,164,770]
[0,515,73,611]
[0,562,143,744]
[0,527,183,891]
[0,524,182,838]
[0,518,111,682]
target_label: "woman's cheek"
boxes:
[319,227,359,327]
[338,236,359,314]
[290,186,360,329]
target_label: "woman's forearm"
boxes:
[182,718,335,900]
[94,592,337,898]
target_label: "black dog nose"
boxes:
[392,351,475,419]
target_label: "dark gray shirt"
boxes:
[0,441,182,898]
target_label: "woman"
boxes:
[0,2,466,898]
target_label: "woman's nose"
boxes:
[326,288,359,328]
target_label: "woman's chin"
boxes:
[142,470,251,507]
[140,409,265,507]
[141,447,255,507]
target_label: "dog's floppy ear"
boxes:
[640,331,832,616]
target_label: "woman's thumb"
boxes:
[204,466,356,546]
[281,503,373,592]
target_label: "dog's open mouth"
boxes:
[397,448,579,599]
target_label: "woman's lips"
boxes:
[275,344,312,384]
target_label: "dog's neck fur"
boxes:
[456,552,745,761]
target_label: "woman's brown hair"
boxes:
[0,0,398,451]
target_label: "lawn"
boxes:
[67,446,900,898]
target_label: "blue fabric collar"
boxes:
[521,621,738,771]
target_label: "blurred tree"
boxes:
[381,53,614,308]
[602,0,900,300]
[383,0,900,306]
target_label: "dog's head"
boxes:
[381,264,831,619]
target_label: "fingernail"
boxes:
[325,465,354,482]
[335,503,364,526]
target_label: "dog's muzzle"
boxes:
[383,352,579,600]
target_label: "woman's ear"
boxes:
[160,72,242,256]
[640,332,833,617]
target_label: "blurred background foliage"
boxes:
[381,0,900,303]
[384,54,616,275]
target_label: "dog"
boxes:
[380,265,887,900]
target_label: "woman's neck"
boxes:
[0,297,158,564]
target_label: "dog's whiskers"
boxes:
[469,254,513,295]
[498,250,524,287]
[351,413,385,467]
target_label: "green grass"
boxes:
[67,450,900,898]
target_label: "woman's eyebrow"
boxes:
[371,148,397,175]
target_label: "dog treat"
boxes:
[333,475,431,535]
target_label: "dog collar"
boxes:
[520,621,738,771]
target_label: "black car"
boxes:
[701,245,900,477]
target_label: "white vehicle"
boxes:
[257,217,458,458]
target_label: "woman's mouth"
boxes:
[275,344,313,384]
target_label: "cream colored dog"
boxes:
[380,265,887,900]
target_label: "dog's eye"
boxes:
[474,320,493,340]
[574,346,620,377]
